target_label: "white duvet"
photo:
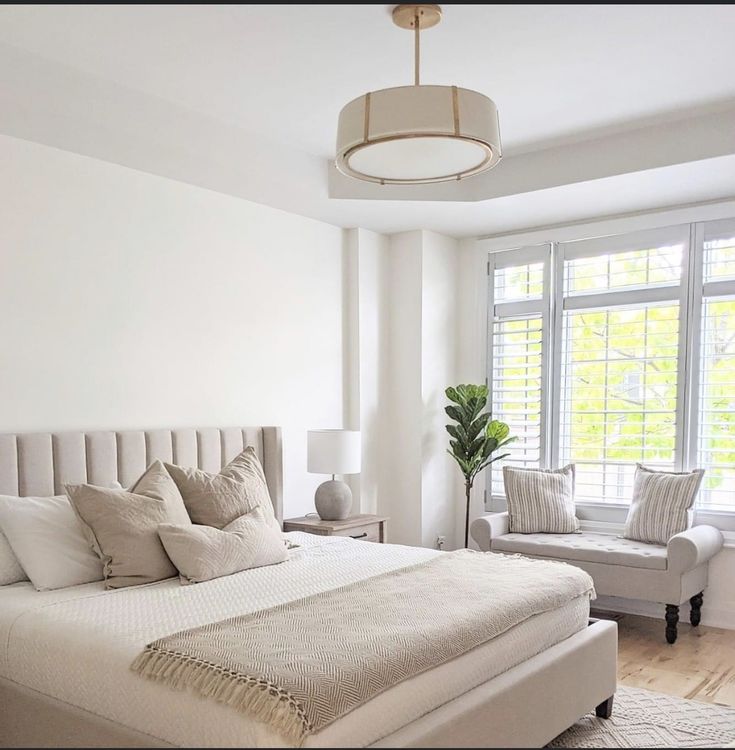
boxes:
[0,533,589,747]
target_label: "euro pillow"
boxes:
[503,464,579,534]
[623,464,705,545]
[165,447,280,531]
[158,508,288,584]
[0,531,27,586]
[66,460,191,589]
[0,494,103,591]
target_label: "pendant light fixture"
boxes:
[335,4,501,185]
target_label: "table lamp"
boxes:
[307,429,361,520]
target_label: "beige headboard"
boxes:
[0,426,283,524]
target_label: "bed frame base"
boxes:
[596,695,615,719]
[1,619,617,749]
[0,678,172,748]
[370,618,617,748]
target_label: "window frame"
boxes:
[689,218,735,516]
[486,244,553,494]
[485,218,735,531]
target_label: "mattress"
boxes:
[0,533,590,747]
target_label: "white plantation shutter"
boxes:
[487,246,550,498]
[490,316,543,495]
[695,222,735,510]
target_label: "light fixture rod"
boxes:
[392,2,443,84]
[414,10,420,85]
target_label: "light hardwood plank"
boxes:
[594,610,735,708]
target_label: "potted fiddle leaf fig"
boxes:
[445,384,516,548]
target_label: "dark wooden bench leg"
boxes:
[690,592,704,627]
[665,604,679,644]
[595,696,614,719]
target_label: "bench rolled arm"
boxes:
[470,512,510,551]
[668,524,724,574]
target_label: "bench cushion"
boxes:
[492,531,668,571]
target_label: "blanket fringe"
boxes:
[131,647,310,746]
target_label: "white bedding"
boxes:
[0,533,590,747]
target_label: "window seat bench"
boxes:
[471,512,724,643]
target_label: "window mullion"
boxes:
[484,257,495,511]
[679,223,704,473]
[548,242,563,470]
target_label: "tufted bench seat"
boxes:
[471,512,724,643]
[492,532,669,570]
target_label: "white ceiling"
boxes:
[1,4,735,236]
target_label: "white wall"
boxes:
[353,230,462,549]
[343,227,391,518]
[420,232,460,549]
[383,231,424,546]
[0,134,346,518]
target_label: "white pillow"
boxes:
[0,530,27,585]
[0,495,104,591]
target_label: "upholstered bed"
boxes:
[0,426,618,748]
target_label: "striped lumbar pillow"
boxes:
[623,464,704,545]
[503,464,579,534]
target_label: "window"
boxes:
[560,305,681,502]
[493,261,544,303]
[695,221,735,510]
[487,247,549,495]
[486,220,735,517]
[558,232,686,504]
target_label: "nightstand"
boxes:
[283,514,388,543]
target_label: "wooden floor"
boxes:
[593,609,735,707]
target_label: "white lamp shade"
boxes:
[336,85,501,185]
[307,430,361,475]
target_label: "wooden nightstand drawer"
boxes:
[283,514,388,543]
[332,523,380,542]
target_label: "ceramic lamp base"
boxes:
[315,480,352,521]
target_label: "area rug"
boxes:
[549,686,735,748]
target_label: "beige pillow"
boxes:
[66,460,191,589]
[158,508,288,584]
[623,464,704,545]
[504,464,579,534]
[165,447,279,531]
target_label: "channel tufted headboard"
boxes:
[0,426,283,524]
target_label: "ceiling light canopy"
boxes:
[336,4,502,185]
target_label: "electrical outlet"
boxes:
[436,535,446,550]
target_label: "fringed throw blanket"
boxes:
[132,550,594,745]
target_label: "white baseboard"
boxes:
[594,594,735,630]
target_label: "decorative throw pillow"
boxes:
[165,447,279,531]
[66,460,191,589]
[503,464,579,534]
[0,495,103,590]
[158,508,288,584]
[623,464,705,545]
[0,530,27,586]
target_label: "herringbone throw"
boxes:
[132,549,594,745]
